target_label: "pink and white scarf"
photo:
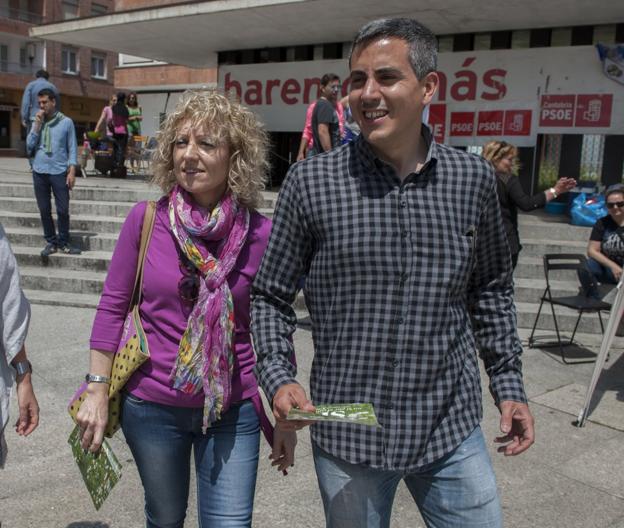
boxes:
[168,185,250,432]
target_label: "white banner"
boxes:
[219,45,622,146]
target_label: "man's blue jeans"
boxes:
[32,171,70,246]
[121,394,260,528]
[313,426,502,528]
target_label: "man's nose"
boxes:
[361,78,381,100]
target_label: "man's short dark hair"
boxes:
[35,69,49,80]
[321,73,340,87]
[349,17,438,80]
[38,88,56,102]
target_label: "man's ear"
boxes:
[421,72,439,105]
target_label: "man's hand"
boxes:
[66,166,76,190]
[31,110,45,132]
[273,383,315,431]
[15,373,39,436]
[270,422,297,475]
[495,400,535,456]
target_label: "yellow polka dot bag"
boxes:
[68,201,156,437]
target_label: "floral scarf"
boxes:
[168,185,250,432]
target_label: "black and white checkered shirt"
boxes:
[252,127,526,471]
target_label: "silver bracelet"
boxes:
[85,373,111,384]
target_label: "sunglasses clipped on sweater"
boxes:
[177,250,200,303]
[607,201,624,209]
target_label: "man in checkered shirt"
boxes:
[252,17,534,528]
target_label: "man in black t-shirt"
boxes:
[310,73,341,155]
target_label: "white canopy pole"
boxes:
[575,274,624,427]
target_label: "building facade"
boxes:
[29,1,624,191]
[0,0,115,155]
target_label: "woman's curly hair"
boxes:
[151,90,270,209]
[482,140,520,175]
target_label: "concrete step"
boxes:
[5,226,120,252]
[0,210,124,234]
[0,181,277,209]
[0,196,135,218]
[12,245,112,272]
[18,266,105,295]
[0,181,161,203]
[513,256,588,281]
[515,301,609,334]
[518,221,592,241]
[519,238,587,257]
[23,288,100,309]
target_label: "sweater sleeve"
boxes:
[89,201,147,352]
[507,175,547,212]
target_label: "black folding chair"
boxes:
[528,253,611,364]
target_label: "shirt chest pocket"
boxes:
[415,227,476,295]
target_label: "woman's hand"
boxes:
[270,422,297,475]
[609,263,623,281]
[554,177,576,195]
[76,384,109,453]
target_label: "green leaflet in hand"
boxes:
[68,424,122,510]
[287,403,381,427]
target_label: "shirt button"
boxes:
[401,230,408,238]
[398,317,405,325]
[392,359,400,367]
[399,273,407,283]
[400,200,407,208]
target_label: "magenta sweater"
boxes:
[90,198,271,408]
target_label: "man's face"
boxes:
[349,38,437,156]
[322,79,341,102]
[38,95,56,117]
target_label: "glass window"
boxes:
[91,3,107,16]
[580,134,605,181]
[20,47,27,68]
[511,30,531,49]
[473,33,490,51]
[62,47,78,74]
[91,53,106,79]
[0,45,7,73]
[551,28,572,47]
[437,35,453,53]
[593,24,616,44]
[62,0,79,19]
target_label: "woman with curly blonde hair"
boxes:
[77,90,295,527]
[483,140,575,269]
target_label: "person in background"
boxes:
[95,94,117,139]
[578,184,624,298]
[27,88,80,256]
[0,223,39,469]
[482,140,576,269]
[110,92,129,175]
[21,70,61,132]
[126,92,143,136]
[296,74,344,161]
[76,90,295,527]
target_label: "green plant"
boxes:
[537,161,559,191]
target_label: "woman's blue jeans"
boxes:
[121,394,260,528]
[313,426,502,528]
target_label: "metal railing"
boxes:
[0,6,43,24]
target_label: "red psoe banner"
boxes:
[476,111,504,136]
[450,112,475,136]
[428,104,447,143]
[575,94,613,127]
[504,110,532,135]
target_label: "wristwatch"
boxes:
[14,360,32,377]
[85,373,111,384]
[549,187,558,198]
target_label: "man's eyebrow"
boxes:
[374,67,403,76]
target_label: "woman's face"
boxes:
[172,120,230,209]
[607,192,624,223]
[494,152,515,174]
[110,96,117,106]
[128,94,137,105]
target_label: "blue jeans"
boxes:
[121,394,260,528]
[313,426,502,528]
[587,257,617,285]
[32,171,70,246]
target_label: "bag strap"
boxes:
[129,201,156,307]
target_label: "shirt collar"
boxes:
[355,123,439,176]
